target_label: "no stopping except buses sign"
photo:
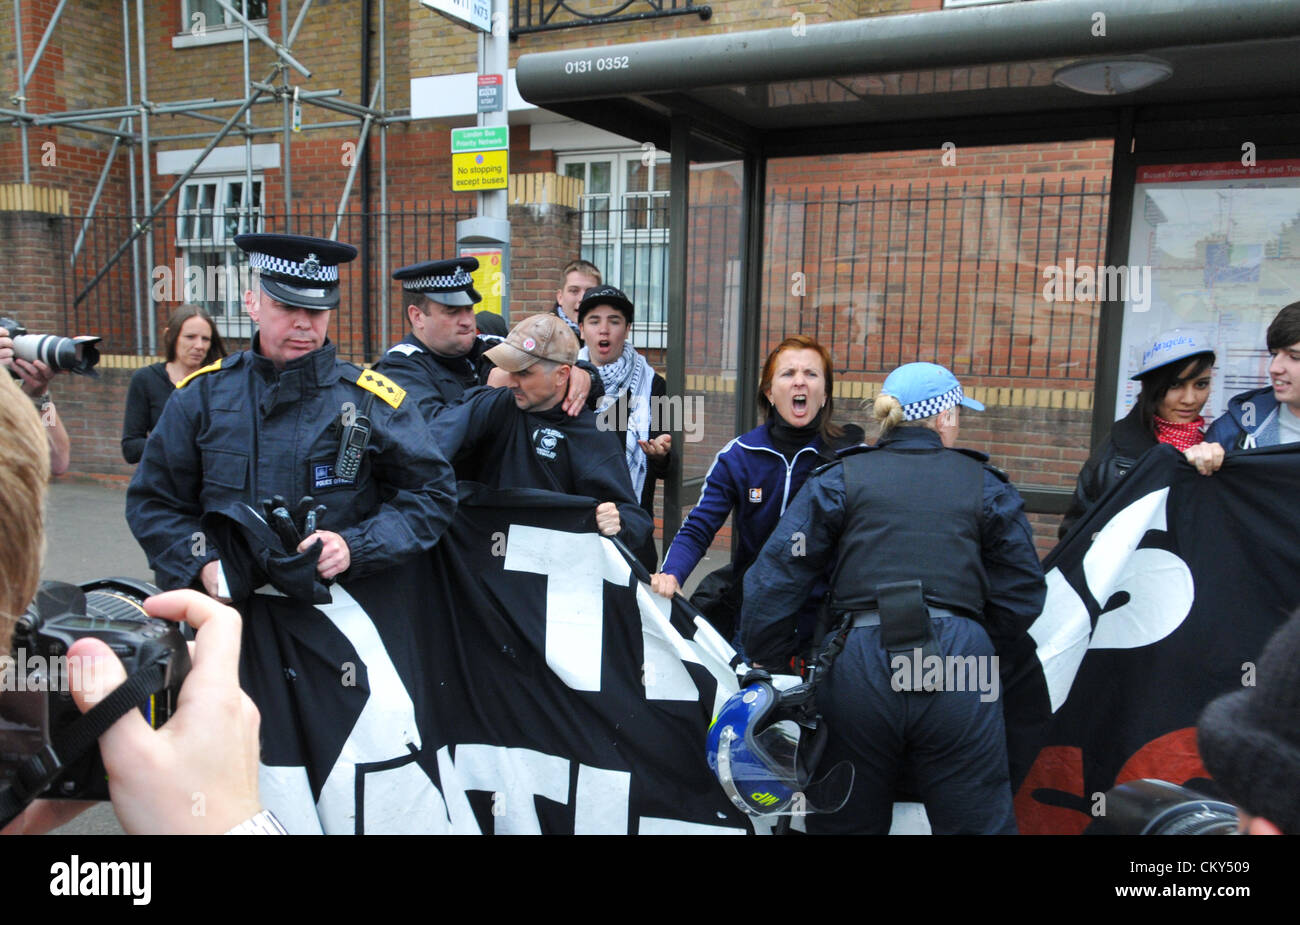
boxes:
[451,127,508,192]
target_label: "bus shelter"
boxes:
[516,0,1300,546]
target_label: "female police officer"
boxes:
[740,362,1045,834]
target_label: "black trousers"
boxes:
[807,617,1017,835]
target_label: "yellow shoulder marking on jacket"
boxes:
[352,368,406,409]
[176,359,223,388]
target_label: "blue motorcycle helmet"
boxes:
[706,670,853,817]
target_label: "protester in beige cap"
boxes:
[432,313,653,548]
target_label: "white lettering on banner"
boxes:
[574,764,632,835]
[442,744,570,835]
[504,525,631,691]
[1029,488,1195,711]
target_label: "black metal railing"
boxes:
[511,0,710,38]
[58,203,472,363]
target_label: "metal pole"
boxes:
[281,0,292,231]
[329,81,382,240]
[21,0,70,87]
[136,0,156,351]
[13,0,29,183]
[379,0,389,349]
[212,0,312,78]
[31,121,136,139]
[663,114,691,546]
[123,0,144,355]
[71,120,127,260]
[241,0,254,244]
[154,120,358,143]
[479,1,508,223]
[75,85,267,306]
[287,0,315,48]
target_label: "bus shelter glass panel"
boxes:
[764,140,1114,551]
[674,160,746,578]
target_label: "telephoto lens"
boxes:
[0,317,101,376]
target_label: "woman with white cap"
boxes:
[1059,328,1224,538]
[739,361,1046,834]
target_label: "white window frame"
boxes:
[558,149,671,350]
[173,1,269,49]
[175,174,263,339]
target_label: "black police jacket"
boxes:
[373,333,499,418]
[126,339,458,592]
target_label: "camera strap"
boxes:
[0,661,168,828]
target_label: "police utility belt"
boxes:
[840,579,966,693]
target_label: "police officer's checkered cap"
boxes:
[402,265,473,292]
[247,250,339,283]
[899,385,963,422]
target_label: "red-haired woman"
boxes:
[650,335,862,649]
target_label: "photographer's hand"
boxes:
[65,590,263,834]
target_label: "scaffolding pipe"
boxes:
[13,0,29,183]
[74,84,268,307]
[213,0,312,79]
[287,0,315,49]
[241,1,254,252]
[329,80,382,241]
[249,82,343,102]
[123,0,143,356]
[379,0,389,349]
[71,119,128,260]
[21,0,70,87]
[282,0,292,231]
[150,120,358,143]
[136,0,156,351]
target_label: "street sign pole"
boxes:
[457,0,510,320]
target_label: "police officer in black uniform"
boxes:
[126,233,457,598]
[741,362,1045,834]
[374,257,595,419]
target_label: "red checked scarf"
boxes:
[1154,415,1206,452]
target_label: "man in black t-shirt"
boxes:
[430,313,652,552]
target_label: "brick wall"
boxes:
[508,201,582,315]
[49,364,139,482]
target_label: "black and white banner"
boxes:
[1003,444,1300,834]
[239,486,753,834]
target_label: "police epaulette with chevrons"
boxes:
[342,365,406,409]
[176,356,232,388]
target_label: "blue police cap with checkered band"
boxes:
[393,257,481,307]
[234,233,357,310]
[881,362,985,421]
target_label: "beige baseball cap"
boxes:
[485,313,579,372]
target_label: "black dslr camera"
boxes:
[0,315,101,376]
[0,578,190,808]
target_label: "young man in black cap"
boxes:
[126,233,457,598]
[375,256,595,417]
[430,312,653,551]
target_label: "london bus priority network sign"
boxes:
[451,126,509,192]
